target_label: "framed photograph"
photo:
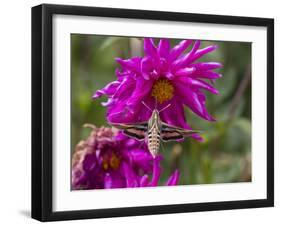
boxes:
[32,4,274,221]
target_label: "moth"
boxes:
[109,102,200,158]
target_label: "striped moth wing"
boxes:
[161,122,200,142]
[109,122,148,141]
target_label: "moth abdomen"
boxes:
[147,127,161,157]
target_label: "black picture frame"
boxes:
[32,3,274,222]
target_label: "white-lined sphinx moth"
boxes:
[109,102,200,157]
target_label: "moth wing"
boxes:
[161,122,200,142]
[123,128,146,140]
[109,122,148,141]
[161,130,184,142]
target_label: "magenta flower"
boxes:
[72,125,179,190]
[93,38,222,140]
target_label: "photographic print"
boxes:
[32,4,273,221]
[71,35,252,190]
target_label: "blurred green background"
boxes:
[71,35,252,185]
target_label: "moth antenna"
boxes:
[141,101,152,112]
[159,103,171,113]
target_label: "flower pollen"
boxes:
[102,153,120,171]
[151,79,174,104]
[109,153,120,170]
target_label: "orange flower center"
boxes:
[102,153,120,170]
[151,78,174,104]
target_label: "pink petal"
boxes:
[111,171,126,188]
[121,162,138,187]
[190,45,218,62]
[174,67,196,77]
[166,170,180,186]
[104,173,113,189]
[148,156,162,186]
[189,71,222,79]
[140,175,149,187]
[175,82,215,121]
[92,81,120,98]
[141,57,153,80]
[172,41,201,69]
[107,104,136,123]
[112,77,135,100]
[169,40,192,61]
[192,62,223,70]
[165,72,175,80]
[179,40,201,66]
[144,38,158,59]
[115,57,141,73]
[158,39,170,59]
[126,77,153,111]
[129,149,153,164]
[179,77,219,94]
